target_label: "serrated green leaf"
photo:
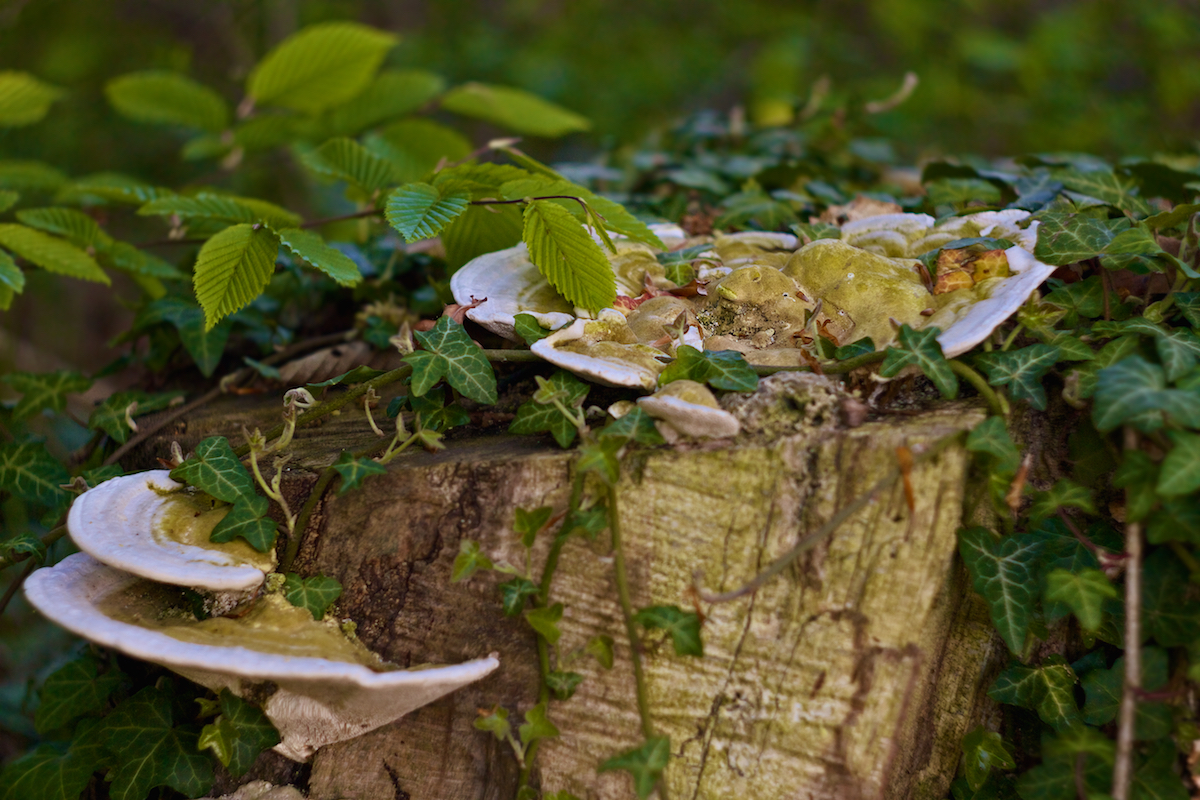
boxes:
[1093,356,1200,432]
[0,719,108,800]
[326,69,446,136]
[441,82,589,137]
[1142,547,1200,646]
[509,371,589,448]
[169,436,255,504]
[880,325,957,398]
[0,441,69,509]
[598,736,670,800]
[405,316,497,404]
[209,494,276,552]
[15,207,107,247]
[0,223,109,284]
[1044,568,1117,632]
[523,199,615,312]
[55,172,168,206]
[35,652,124,734]
[967,417,1020,477]
[1034,213,1116,266]
[302,137,396,194]
[332,450,387,495]
[98,239,185,280]
[0,369,92,420]
[0,159,66,192]
[105,686,215,800]
[499,176,664,249]
[514,506,554,549]
[106,70,228,132]
[451,540,492,582]
[524,603,564,645]
[960,726,1016,791]
[230,115,314,151]
[498,577,539,617]
[958,528,1041,654]
[0,250,24,299]
[441,202,524,270]
[1052,166,1153,217]
[192,223,280,330]
[988,657,1081,730]
[513,313,551,345]
[973,344,1060,410]
[88,390,183,444]
[275,227,363,286]
[435,162,536,196]
[283,573,342,620]
[248,22,398,114]
[634,605,703,656]
[386,182,470,242]
[366,118,473,184]
[140,193,301,229]
[0,71,63,127]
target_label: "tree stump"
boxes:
[140,382,1001,800]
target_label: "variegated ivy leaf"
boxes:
[1043,568,1118,632]
[1033,214,1116,266]
[169,436,255,505]
[1093,355,1200,432]
[973,344,1060,411]
[282,573,342,620]
[0,441,70,509]
[1051,166,1153,218]
[404,316,497,404]
[880,325,957,399]
[88,390,183,444]
[332,451,387,495]
[966,416,1020,477]
[1028,479,1096,526]
[0,369,92,420]
[509,370,589,448]
[988,655,1082,731]
[35,651,125,734]
[209,494,276,553]
[958,527,1042,655]
[598,736,670,800]
[104,686,215,800]
[658,345,758,392]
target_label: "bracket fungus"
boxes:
[27,473,500,761]
[452,212,1056,379]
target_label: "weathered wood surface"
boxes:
[137,381,1002,800]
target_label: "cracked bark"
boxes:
[137,394,1002,800]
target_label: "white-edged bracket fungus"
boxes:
[25,553,500,761]
[636,380,741,442]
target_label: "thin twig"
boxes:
[0,559,38,615]
[697,429,966,603]
[1112,427,1143,800]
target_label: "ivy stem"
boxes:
[698,429,966,603]
[0,524,67,573]
[949,360,1008,417]
[1112,427,1143,800]
[0,559,38,616]
[607,484,657,743]
[1000,323,1024,352]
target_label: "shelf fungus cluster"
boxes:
[451,210,1055,437]
[24,471,499,761]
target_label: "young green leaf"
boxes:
[405,316,498,404]
[596,407,666,448]
[514,506,554,549]
[367,118,473,184]
[880,325,957,399]
[498,176,664,249]
[139,193,301,229]
[247,22,398,114]
[105,71,229,132]
[524,602,564,645]
[34,652,124,734]
[958,528,1041,654]
[98,240,185,280]
[451,540,493,583]
[560,503,609,541]
[509,370,589,448]
[960,727,1016,791]
[0,158,66,191]
[545,670,584,701]
[0,71,63,127]
[518,701,560,745]
[586,634,615,669]
[988,656,1081,730]
[498,578,539,617]
[202,689,280,776]
[275,227,364,287]
[0,249,24,300]
[440,82,590,137]
[88,390,183,443]
[472,705,511,741]
[0,369,92,420]
[1043,276,1105,319]
[192,223,280,330]
[1043,568,1117,632]
[301,137,396,194]
[104,686,215,800]
[332,451,387,495]
[576,436,623,486]
[973,345,1060,410]
[0,223,109,284]
[966,417,1021,477]
[1082,650,1172,739]
[0,441,69,509]
[169,436,255,504]
[523,199,616,312]
[634,605,703,656]
[282,574,343,620]
[326,69,446,136]
[1028,479,1097,526]
[1093,356,1200,432]
[386,182,470,242]
[209,495,277,553]
[598,736,671,800]
[513,313,552,345]
[15,207,107,247]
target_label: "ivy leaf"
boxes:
[451,540,493,583]
[0,441,69,509]
[973,345,1060,410]
[587,635,615,669]
[1113,451,1160,523]
[659,346,758,392]
[247,22,398,114]
[958,528,1041,654]
[0,369,91,420]
[142,296,230,377]
[560,503,609,541]
[1175,293,1200,329]
[88,390,183,444]
[634,605,703,656]
[925,177,1001,207]
[104,686,215,800]
[209,494,276,553]
[517,701,560,745]
[545,670,584,701]
[1131,741,1191,800]
[198,690,279,777]
[35,652,124,734]
[1033,213,1115,266]
[960,726,1016,791]
[1083,649,1171,739]
[598,736,671,800]
[1052,166,1153,217]
[1043,275,1105,319]
[1043,569,1118,632]
[1093,356,1200,432]
[140,193,301,228]
[440,82,590,137]
[1142,547,1200,646]
[472,705,510,741]
[509,371,589,448]
[988,656,1081,730]
[169,436,255,504]
[597,407,665,448]
[967,417,1020,477]
[385,181,470,242]
[275,227,363,287]
[332,451,387,495]
[192,223,280,330]
[576,436,623,486]
[1028,479,1097,526]
[105,70,228,132]
[406,316,497,404]
[513,313,551,345]
[0,223,109,284]
[1147,496,1200,545]
[880,325,957,399]
[514,506,554,549]
[0,718,108,800]
[524,603,564,645]
[283,573,343,620]
[1157,430,1200,498]
[498,578,539,617]
[523,199,616,313]
[0,531,46,564]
